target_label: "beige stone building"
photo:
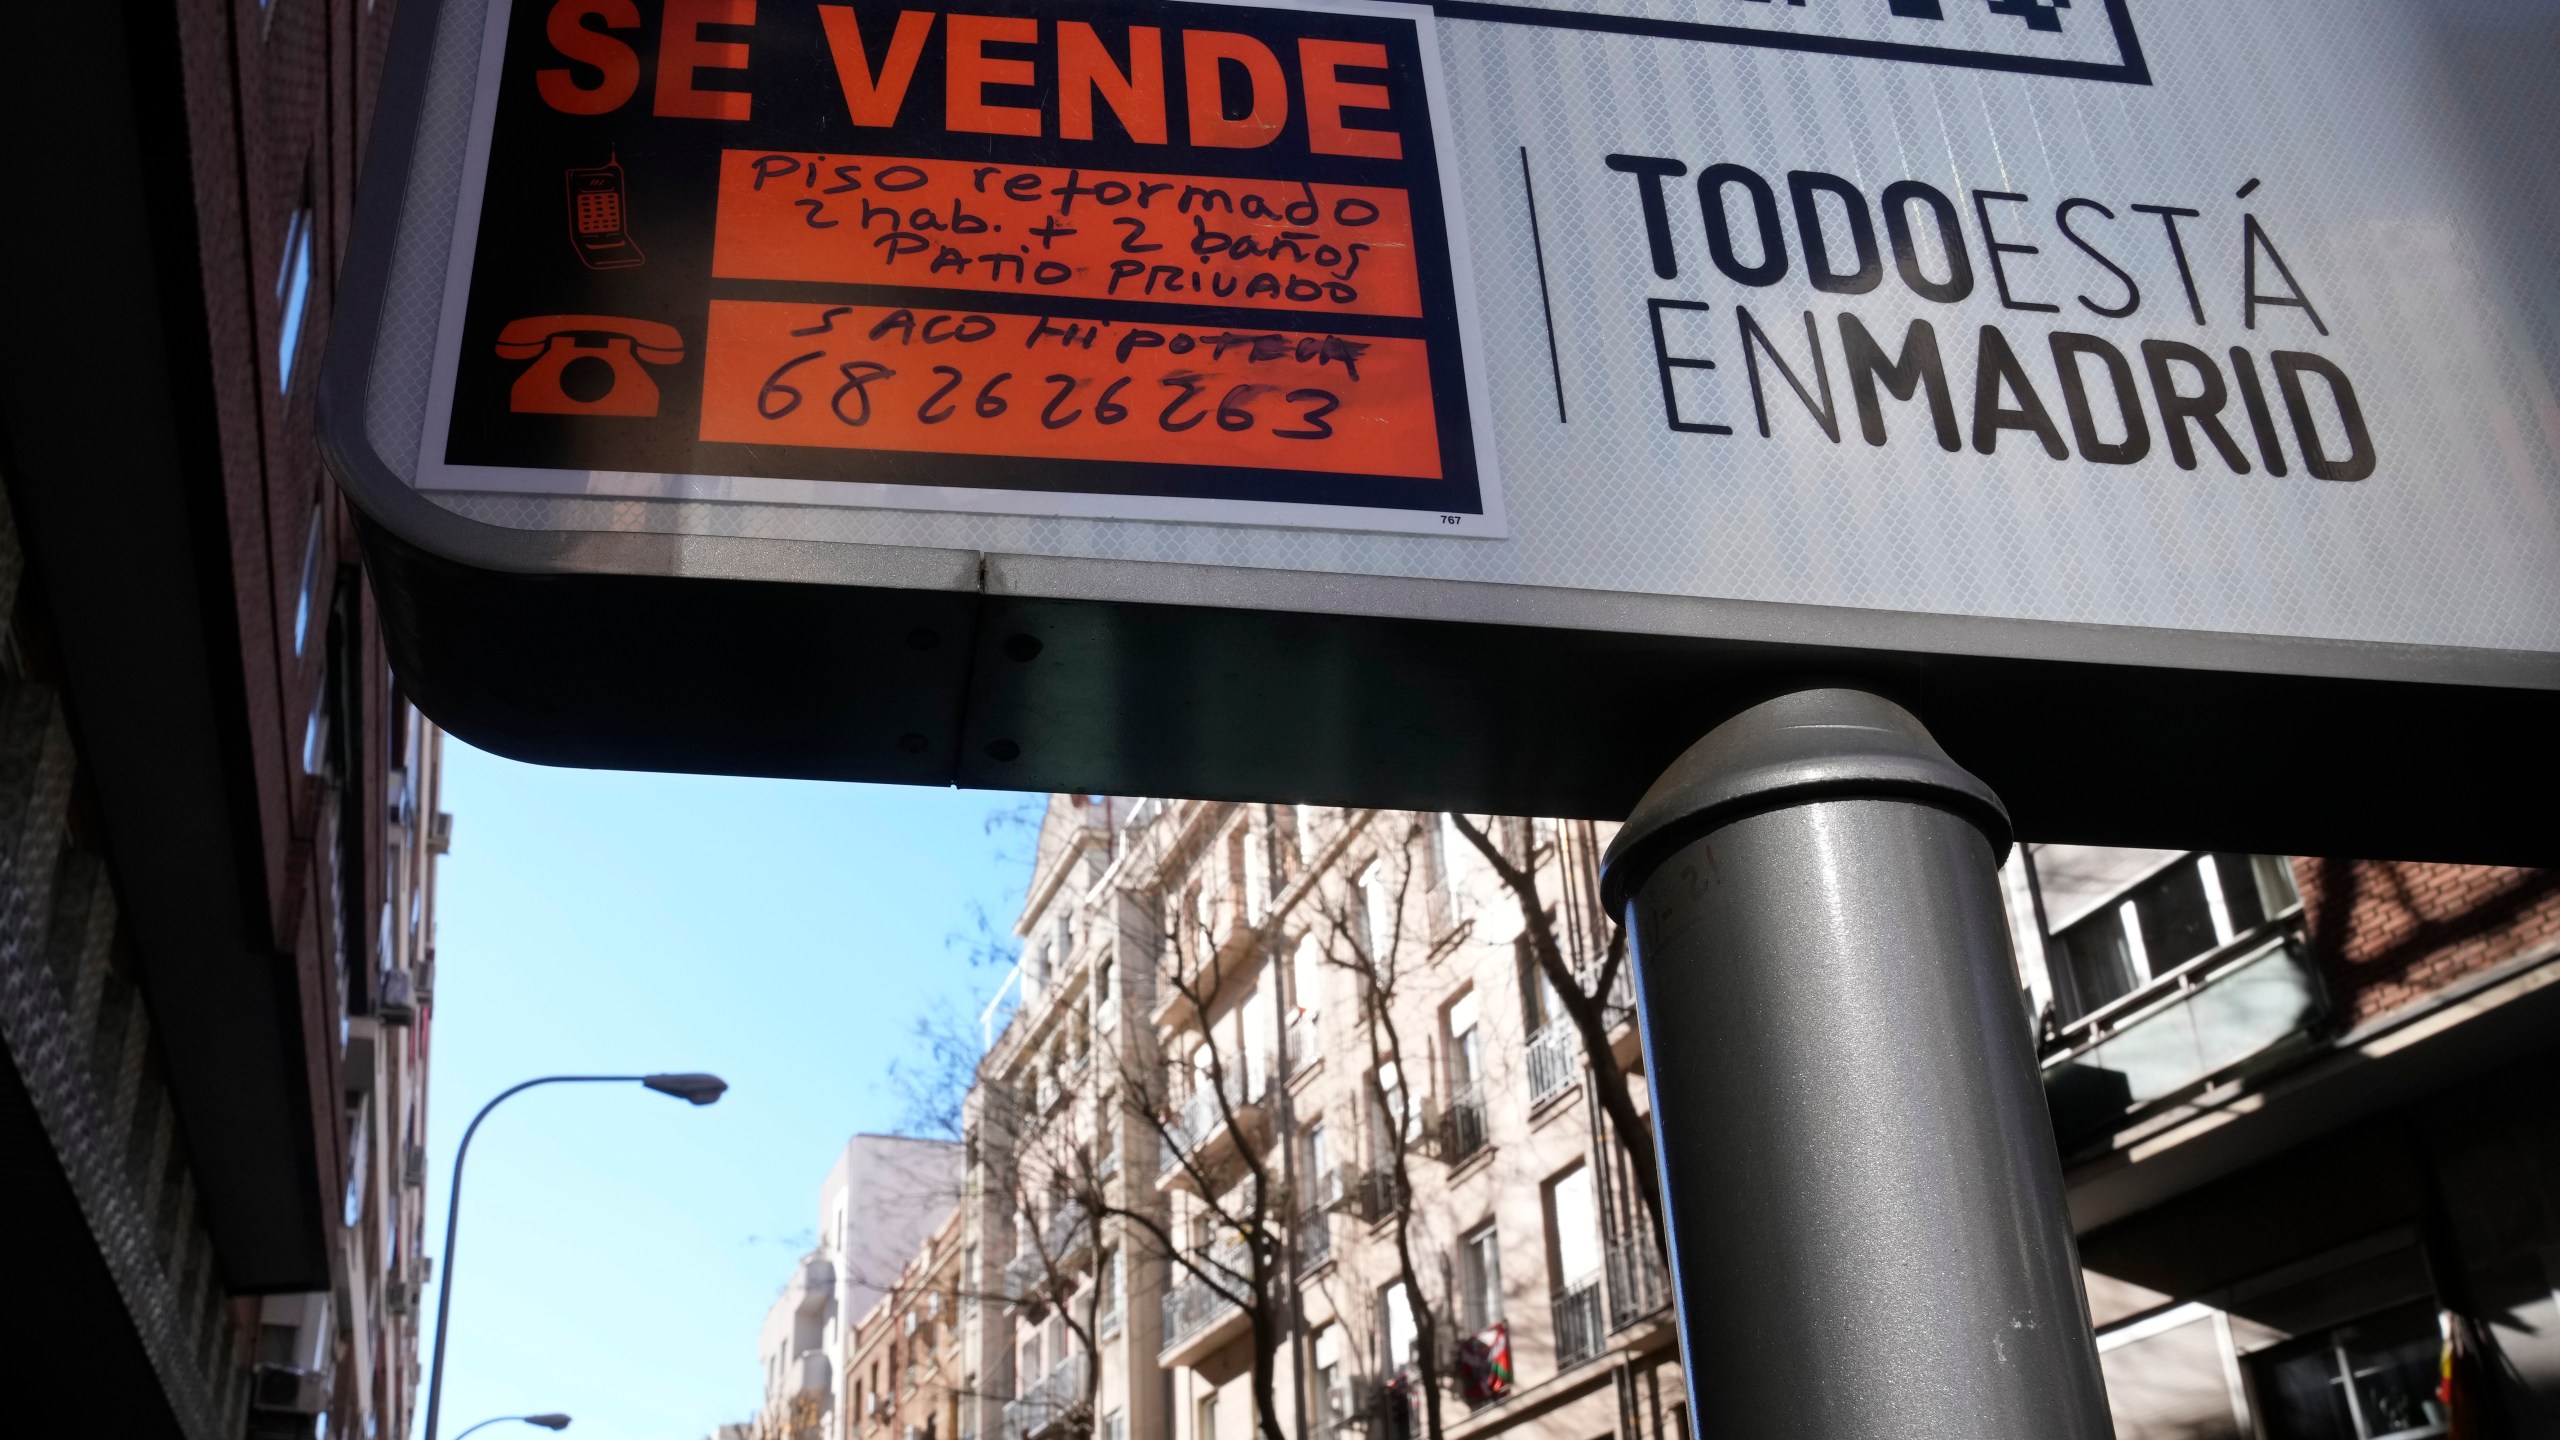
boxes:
[950,798,1683,1440]
[746,784,2560,1440]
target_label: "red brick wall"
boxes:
[2292,859,2560,1030]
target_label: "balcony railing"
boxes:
[1440,1082,1488,1163]
[1605,1235,1669,1331]
[1157,1073,1267,1170]
[1524,1024,1576,1106]
[2042,935,2321,1148]
[1346,1166,1407,1224]
[1551,1272,1605,1370]
[1002,1360,1089,1440]
[1160,1237,1254,1351]
[1296,1205,1333,1269]
[1003,1246,1045,1301]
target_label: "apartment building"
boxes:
[847,1208,969,1440]
[0,3,445,1438]
[950,797,1683,1440]
[754,1134,964,1440]
[843,797,2555,1440]
[2015,849,2560,1438]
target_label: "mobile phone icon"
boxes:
[566,157,644,270]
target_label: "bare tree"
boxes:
[1092,876,1297,1440]
[1304,815,1473,1440]
[1445,815,1664,1254]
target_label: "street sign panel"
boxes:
[325,0,2560,860]
[421,0,1504,534]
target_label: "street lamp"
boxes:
[423,1074,729,1440]
[455,1415,573,1438]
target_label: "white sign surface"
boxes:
[359,0,2560,664]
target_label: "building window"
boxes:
[2252,1300,2448,1440]
[1428,814,1468,920]
[1196,1392,1219,1440]
[1458,1222,1503,1332]
[292,506,324,656]
[1291,934,1323,1060]
[1358,862,1390,962]
[276,202,316,392]
[1311,1325,1347,1440]
[2054,853,2298,1021]
[1379,1281,1418,1373]
[1545,1165,1604,1369]
[1373,1060,1419,1153]
[1443,992,1488,1161]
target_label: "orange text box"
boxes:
[713,152,1422,320]
[701,300,1445,479]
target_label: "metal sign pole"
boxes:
[1598,689,2111,1440]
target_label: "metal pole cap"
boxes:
[1599,688,2011,920]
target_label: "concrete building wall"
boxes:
[755,1134,962,1440]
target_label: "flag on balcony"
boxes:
[1457,1323,1512,1401]
[2439,1310,2484,1438]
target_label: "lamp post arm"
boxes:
[454,1418,528,1440]
[421,1076,645,1440]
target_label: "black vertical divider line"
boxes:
[1518,147,1568,424]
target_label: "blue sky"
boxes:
[417,740,1035,1440]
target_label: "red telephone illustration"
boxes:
[566,157,646,270]
[494,315,685,417]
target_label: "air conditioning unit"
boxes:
[342,1020,379,1099]
[429,811,454,855]
[385,1279,416,1317]
[251,1366,327,1415]
[377,968,418,1025]
[404,1143,429,1189]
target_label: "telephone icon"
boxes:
[494,315,684,417]
[566,157,645,270]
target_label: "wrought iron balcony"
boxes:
[1002,1360,1089,1440]
[1439,1082,1489,1163]
[1159,1235,1255,1358]
[1525,1023,1577,1107]
[1296,1204,1333,1269]
[1605,1235,1669,1331]
[1550,1271,1606,1370]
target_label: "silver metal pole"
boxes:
[1598,688,2110,1440]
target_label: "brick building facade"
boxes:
[2016,845,2560,1438]
[2296,860,2560,1030]
[0,3,442,1438]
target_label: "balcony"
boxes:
[1004,1201,1093,1301]
[1002,1360,1089,1440]
[1295,1204,1333,1270]
[1159,1236,1255,1367]
[1342,1166,1407,1224]
[1550,1272,1605,1371]
[1525,1024,1577,1107]
[1439,1082,1488,1164]
[1605,1235,1670,1333]
[2043,935,2322,1149]
[1155,1074,1272,1192]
